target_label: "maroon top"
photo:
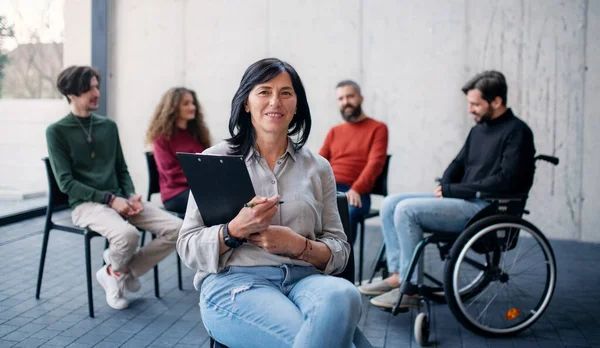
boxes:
[153,129,206,202]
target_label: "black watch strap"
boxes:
[222,223,244,248]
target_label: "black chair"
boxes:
[355,154,391,285]
[36,157,159,317]
[368,243,388,283]
[144,151,184,291]
[210,193,371,348]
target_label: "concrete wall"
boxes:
[582,0,600,242]
[105,0,598,241]
[63,0,92,67]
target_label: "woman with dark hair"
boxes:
[146,87,211,214]
[177,58,362,347]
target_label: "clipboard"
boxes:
[177,152,256,226]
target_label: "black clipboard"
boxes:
[177,152,256,226]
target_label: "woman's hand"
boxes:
[227,195,280,239]
[247,225,305,256]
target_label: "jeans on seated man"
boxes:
[46,66,183,310]
[319,80,388,244]
[358,71,536,309]
[336,183,371,239]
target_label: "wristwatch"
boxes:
[222,223,244,248]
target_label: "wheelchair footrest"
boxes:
[400,282,419,296]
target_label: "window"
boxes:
[1,0,64,99]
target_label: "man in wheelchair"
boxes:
[358,70,536,310]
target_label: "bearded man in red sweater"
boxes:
[319,80,388,244]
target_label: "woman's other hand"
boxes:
[247,225,305,256]
[227,195,280,239]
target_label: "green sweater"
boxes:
[46,113,136,208]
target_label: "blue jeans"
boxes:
[200,265,362,348]
[380,193,489,282]
[336,183,371,245]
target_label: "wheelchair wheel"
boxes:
[444,215,557,337]
[423,241,500,304]
[414,312,430,346]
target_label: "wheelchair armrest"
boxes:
[475,191,528,202]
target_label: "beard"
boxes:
[340,103,362,122]
[474,108,494,124]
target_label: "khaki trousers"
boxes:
[72,202,182,277]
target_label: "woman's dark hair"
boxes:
[56,66,101,103]
[461,70,508,106]
[227,58,311,156]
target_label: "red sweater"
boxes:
[319,118,388,194]
[153,130,206,202]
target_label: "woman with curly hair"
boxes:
[146,87,211,214]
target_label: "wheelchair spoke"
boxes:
[465,278,496,310]
[505,277,512,321]
[475,282,507,322]
[510,261,548,278]
[509,247,544,271]
[507,239,526,274]
[504,228,519,252]
[510,278,536,299]
[464,256,488,271]
[509,279,541,318]
[507,243,540,273]
[502,231,514,271]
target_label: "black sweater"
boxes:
[440,109,536,199]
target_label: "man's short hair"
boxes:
[336,80,361,96]
[461,71,507,105]
[56,66,101,103]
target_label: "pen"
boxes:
[244,200,284,208]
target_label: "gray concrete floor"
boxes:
[0,213,599,347]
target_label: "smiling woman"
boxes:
[227,58,311,158]
[176,58,362,348]
[245,72,298,140]
[145,87,212,214]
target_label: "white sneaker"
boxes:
[103,248,141,293]
[96,265,129,310]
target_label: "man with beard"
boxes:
[319,80,388,245]
[359,71,536,310]
[46,66,182,310]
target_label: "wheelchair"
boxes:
[374,154,559,346]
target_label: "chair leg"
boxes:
[102,239,109,265]
[140,229,146,246]
[84,232,95,318]
[359,219,365,285]
[369,243,386,283]
[151,234,160,298]
[35,223,51,299]
[177,257,183,291]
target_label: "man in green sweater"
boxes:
[46,66,182,310]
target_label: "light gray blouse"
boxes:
[176,139,350,290]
